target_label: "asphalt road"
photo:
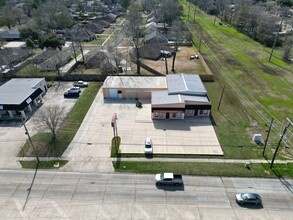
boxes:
[0,170,293,219]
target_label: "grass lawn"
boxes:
[179,0,293,160]
[18,83,101,157]
[20,160,68,169]
[113,161,293,178]
[14,64,59,78]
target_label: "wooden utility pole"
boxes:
[199,35,202,53]
[262,118,274,156]
[270,119,292,168]
[23,121,39,162]
[269,16,284,62]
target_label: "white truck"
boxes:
[155,173,183,186]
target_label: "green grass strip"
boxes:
[113,161,293,178]
[20,160,68,169]
[19,83,100,157]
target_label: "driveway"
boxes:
[0,82,80,169]
[61,90,222,173]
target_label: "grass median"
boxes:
[113,161,293,178]
[20,160,68,169]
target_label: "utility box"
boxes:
[252,134,262,143]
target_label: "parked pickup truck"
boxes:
[155,173,183,186]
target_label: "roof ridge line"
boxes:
[181,73,188,91]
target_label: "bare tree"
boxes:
[170,19,192,72]
[158,0,181,31]
[120,0,132,11]
[32,1,73,31]
[33,105,65,140]
[141,0,160,13]
[108,45,122,68]
[125,2,143,74]
[0,3,17,29]
[71,25,85,63]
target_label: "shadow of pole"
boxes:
[270,167,293,194]
[22,161,39,211]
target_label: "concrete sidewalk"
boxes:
[19,156,293,164]
[111,157,293,164]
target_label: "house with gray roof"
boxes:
[0,78,47,120]
[0,48,32,71]
[144,30,168,44]
[83,23,104,34]
[0,28,20,41]
[32,50,59,64]
[37,51,71,71]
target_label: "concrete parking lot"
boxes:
[0,81,81,169]
[62,89,223,172]
[117,100,222,155]
[1,84,222,171]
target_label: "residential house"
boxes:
[83,23,104,34]
[106,13,118,23]
[93,19,111,28]
[144,30,168,44]
[85,51,117,71]
[0,48,31,70]
[37,51,71,71]
[32,50,59,64]
[64,26,96,42]
[0,28,20,41]
[139,44,173,60]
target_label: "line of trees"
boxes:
[125,0,190,74]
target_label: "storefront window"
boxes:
[185,110,194,116]
[198,110,209,116]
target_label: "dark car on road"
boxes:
[235,193,262,205]
[64,92,80,98]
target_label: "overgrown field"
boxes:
[179,0,293,159]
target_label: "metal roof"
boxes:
[167,73,207,95]
[0,78,44,105]
[152,90,210,105]
[103,76,167,89]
